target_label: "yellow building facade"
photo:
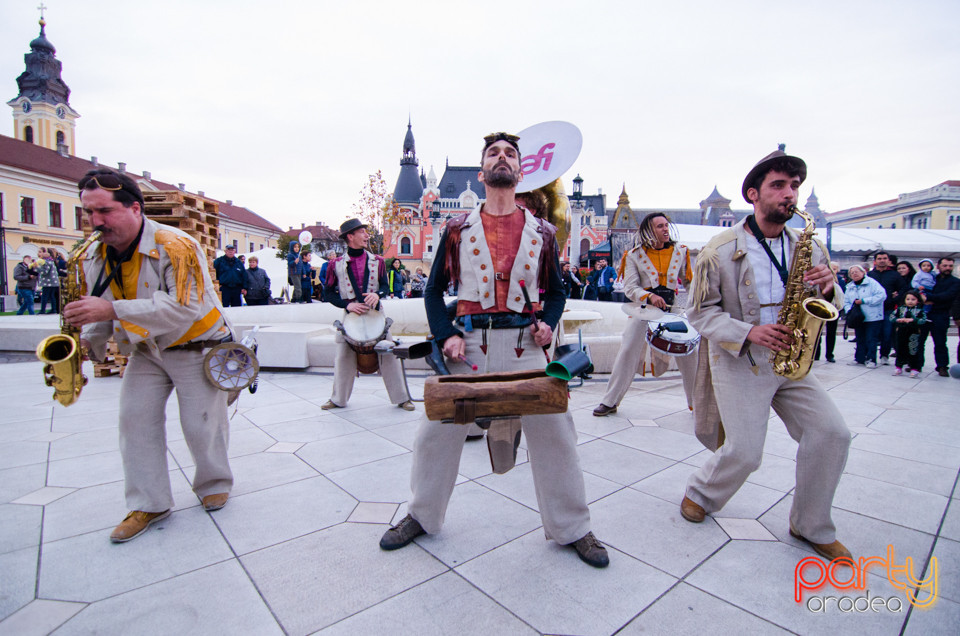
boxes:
[828,180,960,230]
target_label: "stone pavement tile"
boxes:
[0,545,38,622]
[605,426,705,461]
[414,482,543,567]
[231,383,301,410]
[630,462,786,520]
[0,403,53,425]
[50,395,123,421]
[11,486,74,506]
[0,441,49,471]
[333,403,423,430]
[449,436,512,480]
[0,599,85,636]
[53,560,283,636]
[240,523,448,636]
[744,453,798,493]
[316,571,537,636]
[243,399,330,427]
[0,418,49,443]
[590,488,729,577]
[941,502,960,542]
[46,450,124,489]
[308,388,393,412]
[168,427,277,470]
[213,476,356,555]
[761,429,800,461]
[851,433,960,470]
[0,464,46,504]
[42,471,196,543]
[0,504,41,554]
[50,408,120,434]
[28,430,72,443]
[904,595,960,636]
[830,398,886,427]
[833,472,949,534]
[715,518,778,541]
[48,427,121,462]
[618,582,790,635]
[476,461,623,510]
[686,541,907,633]
[571,407,633,438]
[456,531,675,636]
[370,420,419,450]
[843,448,958,497]
[619,393,689,420]
[326,453,413,503]
[260,415,362,443]
[225,451,319,498]
[759,495,937,566]
[653,409,696,434]
[348,501,398,524]
[628,417,659,427]
[577,439,674,486]
[265,441,304,453]
[38,506,233,603]
[297,430,408,474]
[931,537,960,604]
[868,416,960,448]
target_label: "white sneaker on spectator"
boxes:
[865,361,878,369]
[880,357,890,365]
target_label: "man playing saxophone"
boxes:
[679,148,852,562]
[63,168,234,543]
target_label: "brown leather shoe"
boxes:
[592,403,617,417]
[680,496,706,523]
[790,525,853,561]
[569,531,610,568]
[398,400,415,411]
[202,493,229,511]
[110,510,171,543]
[321,400,342,410]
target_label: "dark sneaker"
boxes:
[569,532,609,568]
[592,403,617,417]
[380,514,425,550]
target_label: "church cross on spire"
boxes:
[37,2,47,22]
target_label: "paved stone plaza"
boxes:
[0,336,958,635]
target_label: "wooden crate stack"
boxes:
[94,339,128,378]
[142,190,220,273]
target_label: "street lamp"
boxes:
[570,174,585,268]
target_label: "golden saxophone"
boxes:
[771,207,839,380]
[36,230,102,406]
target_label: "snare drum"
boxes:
[646,313,700,357]
[334,309,392,374]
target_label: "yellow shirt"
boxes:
[101,245,142,300]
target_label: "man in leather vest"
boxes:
[378,132,609,568]
[680,149,852,562]
[321,219,413,411]
[594,212,698,416]
[64,168,234,543]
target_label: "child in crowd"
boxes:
[912,259,936,314]
[891,290,928,378]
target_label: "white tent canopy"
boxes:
[668,224,960,259]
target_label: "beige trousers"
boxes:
[407,328,592,545]
[119,348,233,512]
[330,333,410,406]
[685,349,850,544]
[600,316,698,409]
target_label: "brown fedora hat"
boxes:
[741,146,806,204]
[339,218,368,239]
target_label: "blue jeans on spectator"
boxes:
[16,289,35,315]
[854,320,881,364]
[39,287,59,314]
[221,286,243,307]
[879,309,895,359]
[928,312,952,371]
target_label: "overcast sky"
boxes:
[2,0,958,232]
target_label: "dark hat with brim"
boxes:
[741,148,807,204]
[339,218,368,239]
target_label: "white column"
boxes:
[570,201,583,266]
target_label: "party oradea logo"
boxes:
[795,545,938,613]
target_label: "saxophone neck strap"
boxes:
[746,215,788,286]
